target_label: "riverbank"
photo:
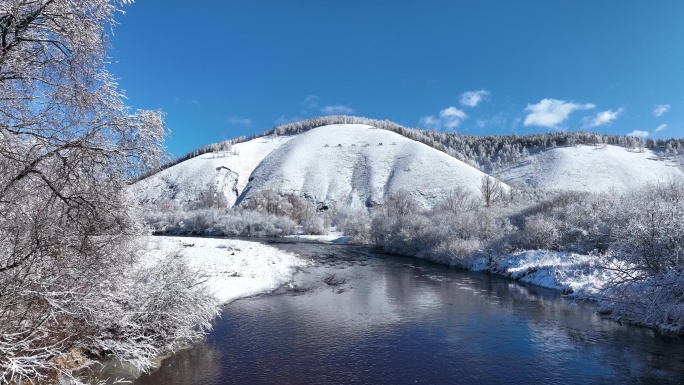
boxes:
[130,240,684,385]
[142,234,682,336]
[410,248,684,334]
[95,235,675,384]
[140,236,309,304]
[471,250,609,295]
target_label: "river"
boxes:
[102,242,684,384]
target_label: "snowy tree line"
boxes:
[0,1,219,383]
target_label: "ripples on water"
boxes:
[102,243,684,384]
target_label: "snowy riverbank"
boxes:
[142,237,595,308]
[142,235,680,333]
[472,250,612,295]
[141,236,309,304]
[458,250,680,333]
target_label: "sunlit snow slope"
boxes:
[131,136,292,207]
[498,144,683,192]
[236,124,500,208]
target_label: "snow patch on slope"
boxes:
[499,144,683,192]
[238,124,502,208]
[130,136,292,207]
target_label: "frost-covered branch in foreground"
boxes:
[0,1,218,383]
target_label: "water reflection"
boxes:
[132,244,684,385]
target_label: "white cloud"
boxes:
[419,116,441,130]
[655,124,667,132]
[627,130,649,138]
[420,106,468,130]
[582,108,624,128]
[440,107,467,129]
[301,95,320,111]
[275,115,302,125]
[460,89,490,107]
[227,116,252,126]
[321,104,354,115]
[653,104,670,117]
[524,98,595,128]
[440,106,467,119]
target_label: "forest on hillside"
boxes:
[265,115,684,172]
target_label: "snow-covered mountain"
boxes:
[497,144,683,192]
[132,123,501,209]
[236,124,498,208]
[132,120,684,209]
[131,135,293,207]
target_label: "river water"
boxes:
[118,242,684,384]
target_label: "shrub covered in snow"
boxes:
[83,251,220,372]
[143,189,330,238]
[520,214,560,250]
[145,207,299,237]
[333,206,372,243]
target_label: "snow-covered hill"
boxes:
[236,124,499,208]
[132,123,502,209]
[132,123,684,209]
[131,136,292,207]
[498,144,683,192]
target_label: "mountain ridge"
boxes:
[133,124,504,210]
[137,115,684,183]
[132,117,684,209]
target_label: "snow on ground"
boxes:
[499,144,683,192]
[142,236,308,304]
[131,136,293,207]
[472,250,614,295]
[238,124,505,209]
[285,229,349,243]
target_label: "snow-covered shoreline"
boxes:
[438,250,682,333]
[141,236,309,304]
[142,235,681,334]
[145,234,596,302]
[471,250,610,295]
[143,235,605,307]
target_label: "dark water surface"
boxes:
[127,242,684,384]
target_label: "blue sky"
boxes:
[110,1,684,157]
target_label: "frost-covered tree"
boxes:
[435,186,476,214]
[479,175,503,207]
[0,1,217,383]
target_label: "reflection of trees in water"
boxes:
[293,244,684,381]
[384,249,684,383]
[135,243,684,384]
[537,318,684,382]
[134,344,221,385]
